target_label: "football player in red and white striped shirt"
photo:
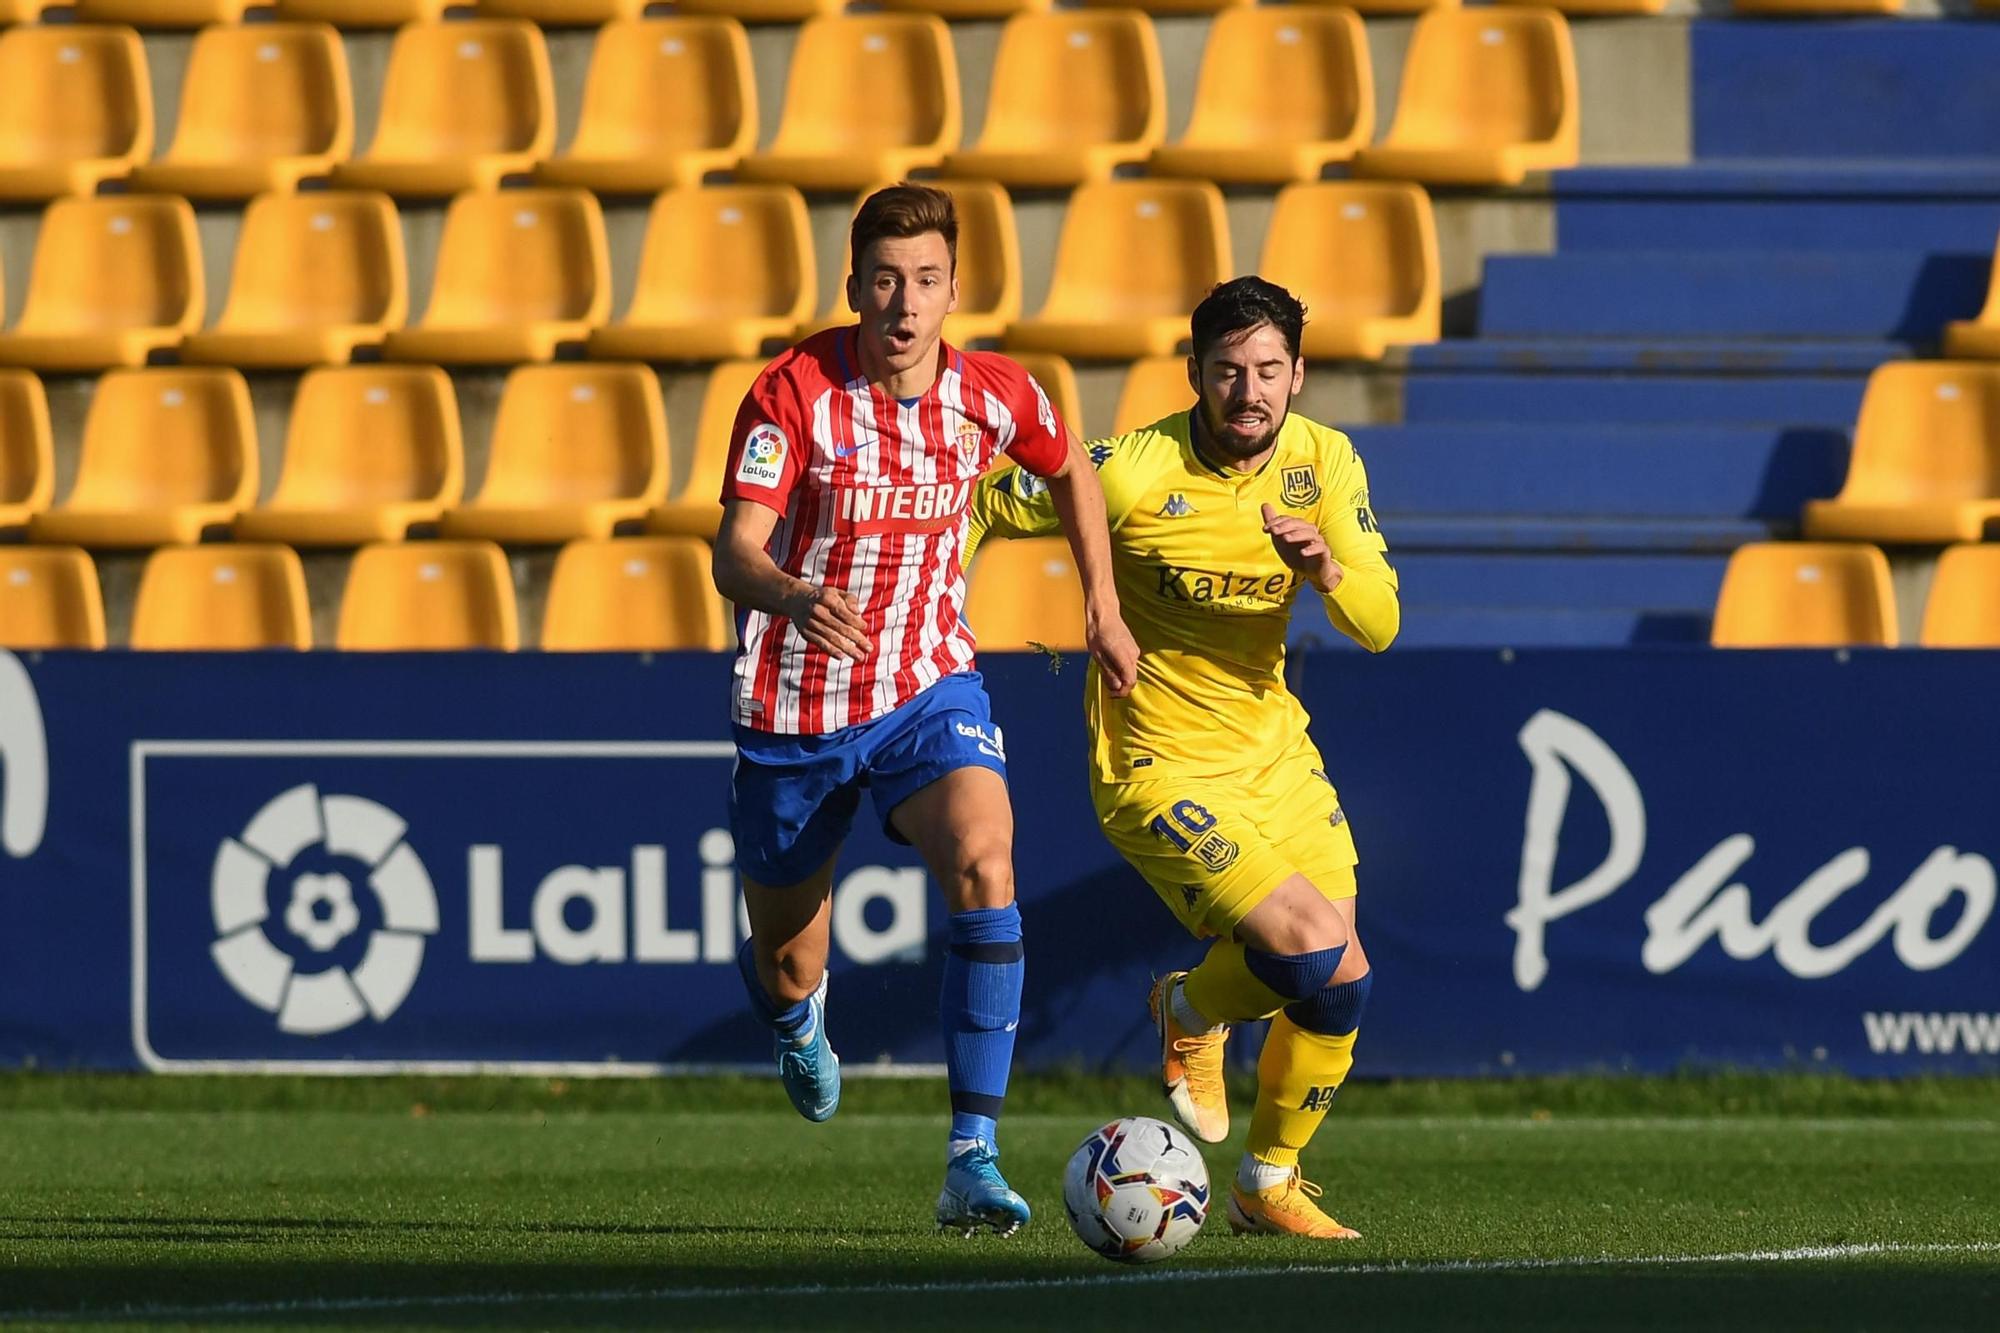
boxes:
[710,184,1138,1235]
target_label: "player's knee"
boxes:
[765,951,825,1006]
[1244,943,1346,1003]
[946,837,1015,911]
[1285,968,1373,1036]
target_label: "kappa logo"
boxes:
[1088,442,1115,469]
[1012,469,1049,501]
[210,784,439,1035]
[735,422,789,487]
[1281,465,1321,508]
[1159,493,1197,519]
[1181,885,1200,910]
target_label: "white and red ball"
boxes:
[1062,1115,1210,1263]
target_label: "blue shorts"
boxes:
[729,671,1008,887]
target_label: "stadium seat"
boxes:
[1008,352,1083,440]
[130,544,312,650]
[1499,0,1662,13]
[331,19,552,197]
[1918,544,2000,649]
[72,0,250,25]
[1942,245,2000,360]
[1259,181,1440,361]
[1733,0,1900,13]
[648,358,758,540]
[942,11,1165,188]
[336,540,518,650]
[736,15,960,191]
[129,23,351,200]
[382,188,609,364]
[876,0,1046,16]
[0,0,56,22]
[30,367,256,547]
[1345,0,1461,10]
[478,0,646,22]
[181,190,406,368]
[235,364,463,545]
[1112,356,1191,436]
[965,535,1083,650]
[1803,363,2000,546]
[1710,543,1896,649]
[586,185,815,363]
[1148,5,1372,184]
[674,0,844,22]
[0,24,152,201]
[1006,180,1229,360]
[0,195,202,371]
[274,0,448,24]
[442,363,668,542]
[0,546,105,649]
[542,537,729,651]
[0,369,54,531]
[799,179,1020,347]
[1350,7,1578,187]
[536,17,755,195]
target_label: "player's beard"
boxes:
[1197,395,1289,463]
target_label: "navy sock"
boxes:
[736,937,814,1043]
[942,904,1024,1151]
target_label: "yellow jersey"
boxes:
[964,408,1399,784]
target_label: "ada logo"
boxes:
[210,783,439,1035]
[735,422,788,488]
[1281,465,1321,508]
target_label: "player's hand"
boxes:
[1087,605,1141,699]
[1261,503,1341,595]
[783,584,872,662]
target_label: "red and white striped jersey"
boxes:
[721,329,1070,734]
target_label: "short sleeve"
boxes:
[718,367,806,515]
[997,362,1069,478]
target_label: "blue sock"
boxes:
[736,938,814,1043]
[942,904,1024,1153]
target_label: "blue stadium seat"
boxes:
[1400,373,1868,428]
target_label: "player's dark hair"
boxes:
[1190,276,1307,364]
[851,182,958,276]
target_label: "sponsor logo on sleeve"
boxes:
[735,423,788,488]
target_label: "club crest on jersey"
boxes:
[735,422,788,488]
[956,419,984,457]
[1191,831,1239,873]
[1281,464,1321,508]
[1159,493,1197,519]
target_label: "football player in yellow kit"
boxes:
[964,278,1398,1239]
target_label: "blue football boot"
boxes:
[774,971,839,1123]
[936,1141,1031,1237]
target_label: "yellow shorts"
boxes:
[1092,734,1359,940]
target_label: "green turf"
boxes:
[2,1075,1997,1331]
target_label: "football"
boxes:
[1061,1116,1211,1263]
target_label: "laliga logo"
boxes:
[211,783,439,1035]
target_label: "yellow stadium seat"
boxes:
[1112,356,1191,436]
[0,196,202,371]
[1347,0,1460,10]
[1350,7,1578,188]
[736,15,960,191]
[182,190,406,368]
[0,0,56,22]
[674,0,844,21]
[1803,362,2000,546]
[478,0,646,22]
[336,540,518,650]
[1006,180,1228,360]
[331,19,552,197]
[543,536,728,650]
[130,544,312,649]
[1919,544,2000,649]
[73,0,250,25]
[236,364,463,545]
[942,11,1165,188]
[587,185,815,363]
[0,369,54,531]
[1148,5,1371,184]
[383,188,609,364]
[1710,543,1897,649]
[965,535,1083,650]
[1943,247,2000,360]
[1007,352,1083,440]
[1260,181,1440,361]
[0,546,105,649]
[877,0,1046,16]
[1733,0,1899,13]
[1079,0,1249,11]
[274,0,447,24]
[537,17,755,195]
[129,23,351,200]
[30,367,255,547]
[649,358,759,540]
[0,24,152,201]
[800,178,1021,346]
[442,362,668,543]
[1498,0,1661,13]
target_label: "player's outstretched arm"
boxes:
[1046,433,1140,696]
[712,499,872,662]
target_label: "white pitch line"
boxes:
[7,1241,1997,1324]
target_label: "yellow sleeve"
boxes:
[1317,439,1400,653]
[964,434,1149,569]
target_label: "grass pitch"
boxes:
[1,1073,1997,1331]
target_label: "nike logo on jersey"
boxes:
[832,438,874,459]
